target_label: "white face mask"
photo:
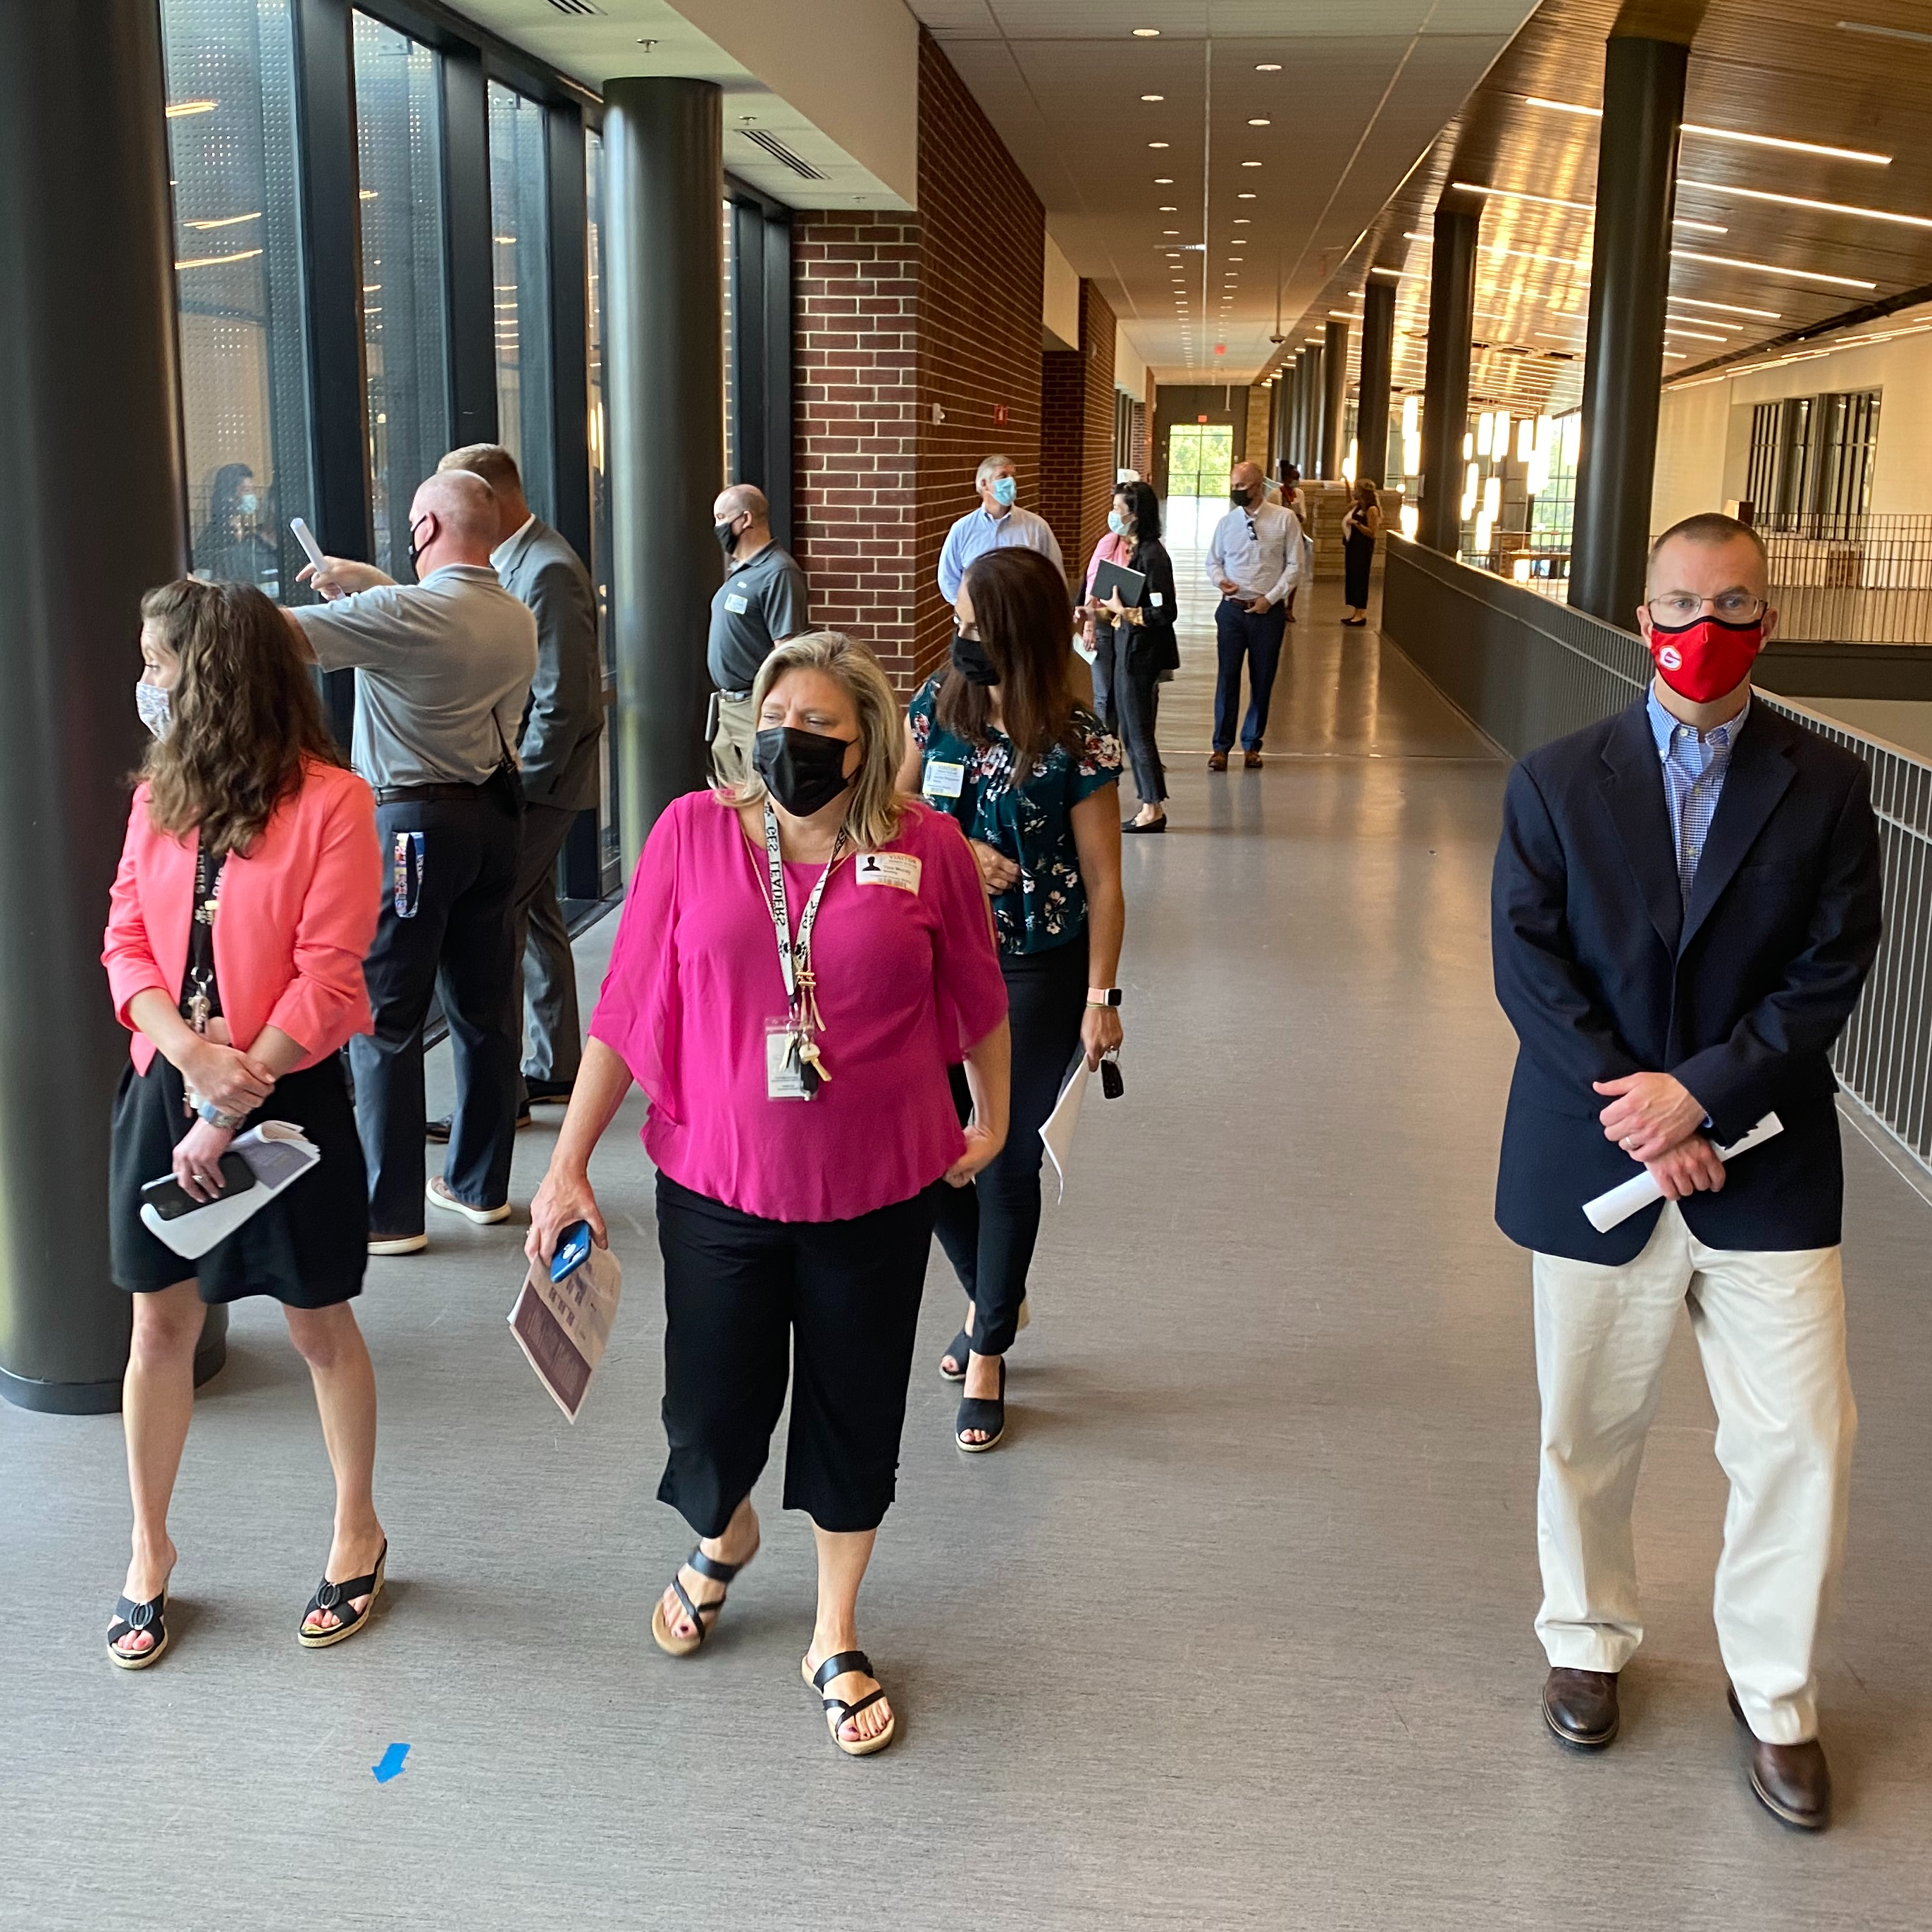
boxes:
[136,679,172,740]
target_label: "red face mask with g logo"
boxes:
[1647,615,1763,704]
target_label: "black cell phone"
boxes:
[140,1153,256,1221]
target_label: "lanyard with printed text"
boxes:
[761,801,844,1087]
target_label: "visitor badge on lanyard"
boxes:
[924,759,966,800]
[759,802,841,1101]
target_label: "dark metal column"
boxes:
[605,78,724,872]
[1320,319,1349,480]
[1570,33,1689,624]
[1357,280,1397,487]
[1419,194,1481,553]
[441,44,496,454]
[1299,349,1322,473]
[0,1,225,1410]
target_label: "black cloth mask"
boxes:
[715,520,741,557]
[753,726,855,818]
[1230,485,1253,507]
[950,629,1001,687]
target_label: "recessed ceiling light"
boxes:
[1664,326,1728,341]
[1247,118,1270,126]
[1164,229,1180,235]
[1240,160,1262,168]
[1673,218,1728,234]
[1141,93,1165,101]
[1155,177,1174,184]
[1256,61,1282,71]
[1232,217,1251,224]
[1132,27,1161,37]
[1454,181,1590,212]
[1237,192,1256,199]
[1672,246,1876,289]
[1148,141,1170,149]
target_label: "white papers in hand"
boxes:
[1039,1051,1094,1203]
[138,1120,321,1260]
[509,1243,623,1423]
[1581,1113,1784,1234]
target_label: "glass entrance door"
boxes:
[1166,423,1234,497]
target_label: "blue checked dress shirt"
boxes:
[1647,686,1750,903]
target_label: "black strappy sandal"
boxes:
[106,1590,169,1671]
[939,1327,973,1383]
[803,1649,896,1757]
[955,1356,1008,1453]
[298,1539,388,1649]
[650,1542,759,1658]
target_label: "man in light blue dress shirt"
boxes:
[936,454,1065,603]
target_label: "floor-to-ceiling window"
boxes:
[586,125,619,890]
[161,0,314,595]
[353,12,450,578]
[488,79,554,519]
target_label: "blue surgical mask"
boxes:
[1108,510,1131,538]
[136,679,172,740]
[990,475,1017,509]
[237,492,258,516]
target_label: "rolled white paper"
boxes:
[1582,1112,1785,1233]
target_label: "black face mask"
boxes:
[950,629,1001,687]
[407,515,428,573]
[753,726,855,818]
[1230,485,1253,507]
[715,520,741,557]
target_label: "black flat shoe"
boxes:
[955,1357,1007,1453]
[1122,816,1168,834]
[299,1540,388,1649]
[106,1589,169,1671]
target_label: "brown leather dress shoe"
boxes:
[1543,1667,1620,1748]
[1243,750,1264,769]
[1207,751,1229,772]
[1729,1687,1831,1829]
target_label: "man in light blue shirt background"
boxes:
[1205,460,1302,769]
[936,454,1065,602]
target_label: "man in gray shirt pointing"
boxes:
[285,468,537,1252]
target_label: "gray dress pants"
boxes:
[511,800,584,1094]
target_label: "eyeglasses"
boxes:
[1646,590,1766,626]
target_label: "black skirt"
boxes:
[109,1053,369,1306]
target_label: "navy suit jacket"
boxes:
[1492,694,1882,1263]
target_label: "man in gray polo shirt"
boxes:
[285,469,538,1252]
[708,483,809,784]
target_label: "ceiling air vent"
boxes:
[738,128,826,181]
[545,1,602,16]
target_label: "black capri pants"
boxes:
[655,1173,944,1537]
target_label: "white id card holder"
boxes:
[924,759,966,800]
[1148,590,1165,607]
[724,592,750,614]
[766,1024,812,1101]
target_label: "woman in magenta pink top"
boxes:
[529,631,1010,1757]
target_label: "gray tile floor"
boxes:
[6,542,1931,1929]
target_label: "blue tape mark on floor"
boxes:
[372,1742,410,1784]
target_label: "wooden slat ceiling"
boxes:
[1282,0,1932,419]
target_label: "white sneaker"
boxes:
[368,1232,428,1256]
[426,1178,511,1225]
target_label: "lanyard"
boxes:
[760,802,844,1082]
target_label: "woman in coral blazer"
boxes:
[100,580,386,1672]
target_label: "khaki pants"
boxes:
[1532,1203,1855,1743]
[710,691,755,788]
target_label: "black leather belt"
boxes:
[374,781,492,804]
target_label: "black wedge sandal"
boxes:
[650,1541,759,1658]
[298,1539,388,1649]
[106,1590,169,1671]
[955,1356,1007,1453]
[939,1327,973,1383]
[803,1649,896,1757]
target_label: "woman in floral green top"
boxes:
[898,547,1125,1452]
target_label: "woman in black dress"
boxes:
[102,581,386,1668]
[1341,479,1383,627]
[1089,480,1179,832]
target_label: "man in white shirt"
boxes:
[936,454,1065,602]
[1205,461,1303,769]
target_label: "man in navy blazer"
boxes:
[1492,514,1881,1831]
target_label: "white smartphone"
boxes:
[289,516,327,573]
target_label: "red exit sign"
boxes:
[1197,414,1208,423]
